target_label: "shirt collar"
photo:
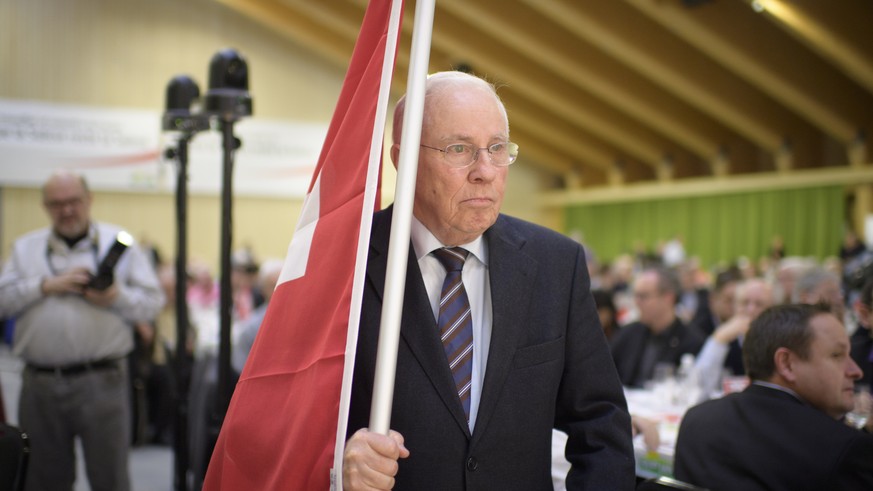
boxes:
[410,216,488,266]
[48,223,98,253]
[751,380,803,402]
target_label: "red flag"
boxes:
[203,1,402,488]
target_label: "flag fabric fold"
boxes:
[202,1,401,488]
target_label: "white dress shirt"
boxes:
[410,216,492,431]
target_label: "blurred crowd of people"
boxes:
[582,231,873,396]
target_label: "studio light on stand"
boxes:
[202,48,253,425]
[162,74,208,491]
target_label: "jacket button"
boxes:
[466,457,478,471]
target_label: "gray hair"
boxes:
[791,267,839,303]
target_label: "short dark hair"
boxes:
[791,267,838,303]
[743,303,832,380]
[649,267,681,302]
[713,266,742,293]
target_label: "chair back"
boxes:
[0,423,29,491]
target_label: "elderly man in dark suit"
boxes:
[674,304,873,491]
[341,71,635,490]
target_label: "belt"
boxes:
[26,358,121,376]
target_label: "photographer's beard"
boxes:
[53,216,91,248]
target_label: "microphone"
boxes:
[88,231,134,291]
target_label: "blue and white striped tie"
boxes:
[433,247,474,421]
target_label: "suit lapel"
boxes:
[471,217,537,444]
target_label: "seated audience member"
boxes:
[694,278,774,397]
[773,257,810,304]
[688,267,742,336]
[674,304,873,491]
[610,267,705,387]
[232,258,284,373]
[793,266,844,320]
[675,261,703,325]
[852,278,873,386]
[230,248,259,321]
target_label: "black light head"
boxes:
[203,48,253,122]
[162,75,208,132]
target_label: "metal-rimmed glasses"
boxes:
[420,141,519,168]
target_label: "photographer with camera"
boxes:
[0,169,164,491]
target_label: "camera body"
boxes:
[87,231,134,291]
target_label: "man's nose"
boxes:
[847,358,863,380]
[468,149,499,178]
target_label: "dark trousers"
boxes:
[20,363,130,491]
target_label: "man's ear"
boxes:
[389,143,400,170]
[773,347,797,383]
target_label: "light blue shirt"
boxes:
[410,217,492,431]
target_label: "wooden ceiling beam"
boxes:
[508,134,579,179]
[626,0,869,144]
[438,0,723,162]
[414,5,667,168]
[214,0,355,67]
[503,95,617,172]
[525,0,803,154]
[744,0,873,96]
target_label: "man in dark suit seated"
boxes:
[674,303,873,491]
[610,267,705,387]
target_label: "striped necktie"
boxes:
[433,247,474,421]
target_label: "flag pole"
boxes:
[368,0,435,436]
[332,0,406,485]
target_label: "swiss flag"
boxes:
[202,1,402,488]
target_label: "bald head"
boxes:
[42,169,89,198]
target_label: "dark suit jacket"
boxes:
[674,383,873,491]
[609,318,705,387]
[347,209,635,490]
[687,289,714,336]
[723,338,744,376]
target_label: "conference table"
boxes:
[626,374,750,478]
[624,384,689,479]
[550,382,690,486]
[551,377,749,487]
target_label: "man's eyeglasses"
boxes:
[420,141,519,168]
[45,197,85,211]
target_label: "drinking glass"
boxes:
[846,384,871,430]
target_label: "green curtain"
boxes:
[565,185,845,268]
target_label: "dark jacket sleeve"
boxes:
[556,242,636,491]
